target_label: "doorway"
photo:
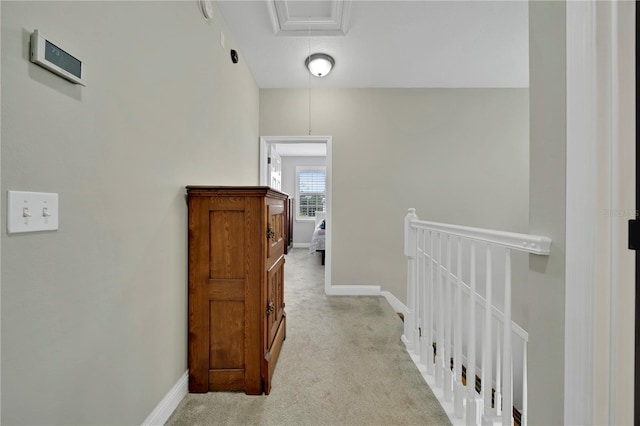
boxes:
[259,136,333,294]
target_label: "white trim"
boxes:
[292,242,310,248]
[0,3,3,418]
[260,136,335,295]
[607,4,620,425]
[564,2,597,425]
[296,217,316,223]
[0,1,3,416]
[141,370,188,426]
[381,291,407,316]
[325,285,380,296]
[409,218,552,255]
[265,0,351,36]
[324,138,333,294]
[260,136,331,185]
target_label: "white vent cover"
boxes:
[266,0,351,36]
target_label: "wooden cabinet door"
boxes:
[266,255,285,348]
[266,198,285,268]
[188,195,262,395]
[263,254,286,395]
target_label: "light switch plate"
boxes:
[7,191,59,234]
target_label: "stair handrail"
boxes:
[405,208,552,256]
[403,208,552,426]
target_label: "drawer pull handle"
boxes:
[266,301,275,316]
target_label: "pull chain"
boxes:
[308,23,311,135]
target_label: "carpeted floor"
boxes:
[165,248,451,426]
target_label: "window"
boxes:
[296,166,326,220]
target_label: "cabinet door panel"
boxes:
[266,200,285,267]
[210,301,245,369]
[209,211,245,279]
[266,256,285,350]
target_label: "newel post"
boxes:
[402,208,419,350]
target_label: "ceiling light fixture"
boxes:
[305,53,335,77]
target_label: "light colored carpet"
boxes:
[165,248,451,426]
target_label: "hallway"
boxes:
[166,248,450,425]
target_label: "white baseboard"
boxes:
[292,243,310,248]
[325,285,380,296]
[381,291,407,315]
[141,370,188,426]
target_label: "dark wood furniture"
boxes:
[186,186,287,395]
[284,197,293,254]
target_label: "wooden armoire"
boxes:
[186,186,287,395]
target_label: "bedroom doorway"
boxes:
[259,136,332,294]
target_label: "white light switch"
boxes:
[7,191,59,234]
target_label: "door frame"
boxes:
[564,2,598,423]
[259,135,333,294]
[565,1,636,423]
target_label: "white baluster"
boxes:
[420,231,427,371]
[482,245,493,426]
[418,229,427,365]
[405,261,415,350]
[408,260,418,356]
[454,236,465,418]
[495,325,502,416]
[427,230,435,375]
[522,340,528,426]
[502,249,513,426]
[421,229,430,367]
[413,229,424,360]
[435,232,445,388]
[466,242,482,426]
[403,209,418,350]
[444,234,453,401]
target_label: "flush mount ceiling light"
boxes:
[305,53,335,77]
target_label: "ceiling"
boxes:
[216,0,529,89]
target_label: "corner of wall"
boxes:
[141,371,188,426]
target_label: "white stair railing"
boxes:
[402,209,551,426]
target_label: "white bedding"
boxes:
[309,220,326,254]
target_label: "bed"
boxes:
[309,213,326,265]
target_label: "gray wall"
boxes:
[1,2,259,424]
[280,156,326,245]
[260,89,530,302]
[528,2,566,424]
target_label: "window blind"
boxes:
[298,170,326,218]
